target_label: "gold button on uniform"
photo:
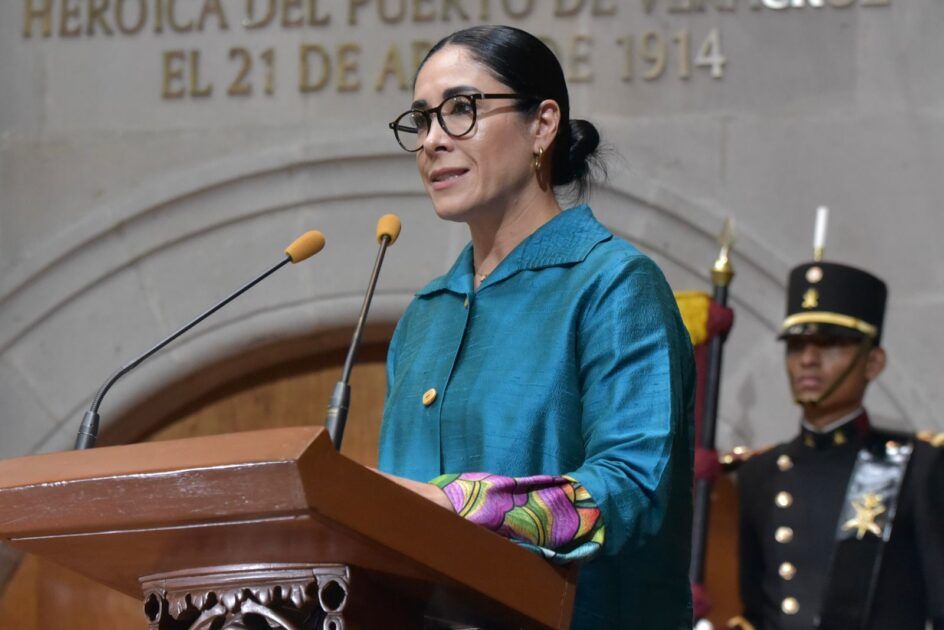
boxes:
[775,527,794,543]
[781,597,799,615]
[777,455,793,471]
[779,562,797,581]
[775,491,793,508]
[422,388,437,406]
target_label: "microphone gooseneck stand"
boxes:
[75,256,293,450]
[325,232,394,452]
[75,229,325,450]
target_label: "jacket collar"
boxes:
[798,409,871,450]
[416,205,612,297]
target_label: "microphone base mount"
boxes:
[75,410,101,450]
[325,381,351,451]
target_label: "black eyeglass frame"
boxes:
[388,93,540,153]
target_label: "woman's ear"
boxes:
[865,346,886,381]
[532,99,561,153]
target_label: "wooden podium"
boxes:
[0,427,576,629]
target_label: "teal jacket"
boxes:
[379,206,695,629]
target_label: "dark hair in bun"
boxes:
[417,25,605,199]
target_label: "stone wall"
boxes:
[3,0,942,461]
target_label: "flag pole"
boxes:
[691,218,735,596]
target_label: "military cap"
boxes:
[779,261,887,343]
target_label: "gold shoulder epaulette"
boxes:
[721,445,772,471]
[726,616,756,630]
[917,431,944,448]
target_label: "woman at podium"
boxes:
[379,25,695,629]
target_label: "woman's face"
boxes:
[411,45,538,223]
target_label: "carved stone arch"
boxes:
[0,140,922,458]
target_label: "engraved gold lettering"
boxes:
[299,44,330,92]
[861,0,890,6]
[198,0,229,31]
[168,0,194,32]
[261,48,275,94]
[554,0,584,16]
[228,47,253,95]
[348,0,369,25]
[244,0,277,28]
[617,35,634,81]
[641,0,658,13]
[306,0,330,24]
[502,0,534,17]
[590,0,616,17]
[162,50,186,98]
[60,0,82,37]
[379,0,407,23]
[154,0,164,32]
[23,0,53,37]
[282,0,303,27]
[441,0,469,20]
[87,0,114,36]
[413,0,436,21]
[569,35,593,82]
[337,43,361,91]
[826,0,856,6]
[190,50,213,97]
[695,28,726,78]
[674,30,691,78]
[376,43,408,91]
[669,0,706,12]
[592,0,616,15]
[641,31,666,80]
[478,0,490,19]
[116,0,147,35]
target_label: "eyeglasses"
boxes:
[388,93,539,153]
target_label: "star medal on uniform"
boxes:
[842,493,886,539]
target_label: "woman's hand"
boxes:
[373,469,455,512]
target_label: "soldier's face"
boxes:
[785,335,885,414]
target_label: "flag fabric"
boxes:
[674,291,735,448]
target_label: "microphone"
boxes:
[325,214,401,451]
[74,230,326,450]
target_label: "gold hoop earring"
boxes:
[532,147,544,172]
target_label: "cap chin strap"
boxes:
[795,340,871,408]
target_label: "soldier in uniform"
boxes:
[728,261,944,630]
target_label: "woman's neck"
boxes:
[467,190,562,286]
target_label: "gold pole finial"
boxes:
[711,217,735,287]
[813,206,829,262]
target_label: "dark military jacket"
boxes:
[736,411,944,630]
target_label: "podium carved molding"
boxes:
[141,563,349,630]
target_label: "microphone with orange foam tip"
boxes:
[285,230,326,263]
[74,229,327,450]
[376,214,401,245]
[325,214,401,451]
